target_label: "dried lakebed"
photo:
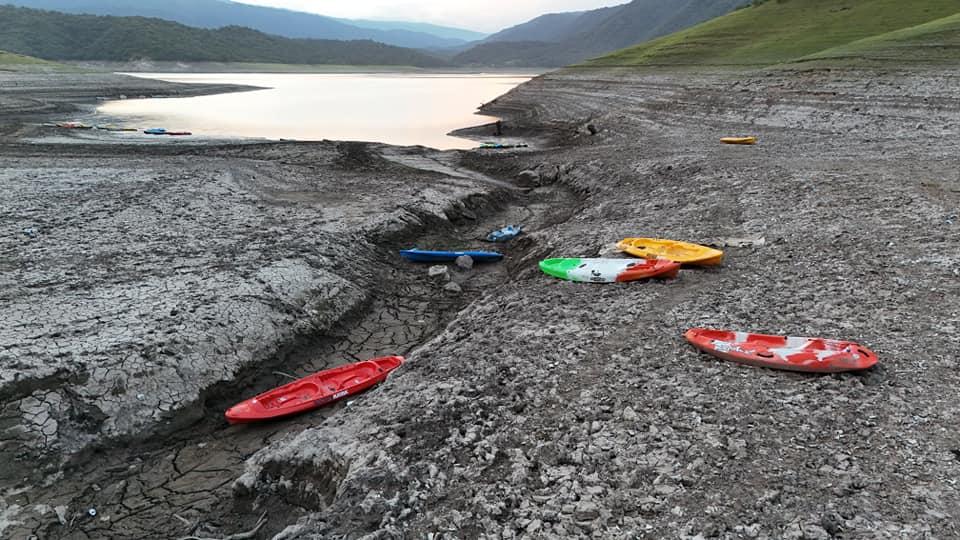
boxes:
[0,122,577,537]
[2,67,960,538]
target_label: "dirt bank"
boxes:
[3,66,960,539]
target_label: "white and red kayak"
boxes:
[225,356,404,424]
[685,329,878,373]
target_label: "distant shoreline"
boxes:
[69,61,549,76]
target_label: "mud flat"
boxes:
[3,66,960,539]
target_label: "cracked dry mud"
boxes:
[3,66,960,539]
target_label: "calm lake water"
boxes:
[98,73,535,149]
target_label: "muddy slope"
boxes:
[2,66,959,539]
[226,68,959,539]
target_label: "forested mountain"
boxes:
[0,6,449,67]
[0,0,477,49]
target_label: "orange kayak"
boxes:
[225,356,404,424]
[721,136,757,145]
[617,238,724,266]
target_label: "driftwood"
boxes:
[176,512,267,540]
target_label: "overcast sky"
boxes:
[233,0,628,32]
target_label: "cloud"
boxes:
[232,0,627,32]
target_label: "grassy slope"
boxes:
[585,0,960,67]
[0,49,70,72]
[0,49,48,65]
[796,11,960,64]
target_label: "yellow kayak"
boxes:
[721,136,757,145]
[617,238,724,266]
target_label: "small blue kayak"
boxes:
[487,225,523,243]
[400,249,503,263]
[144,128,167,135]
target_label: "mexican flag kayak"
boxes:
[539,258,680,283]
[685,328,878,373]
[225,356,404,424]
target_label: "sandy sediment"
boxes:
[3,67,960,539]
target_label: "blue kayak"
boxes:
[144,128,167,135]
[486,225,523,243]
[400,249,503,263]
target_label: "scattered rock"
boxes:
[428,265,450,281]
[443,282,463,294]
[574,501,600,522]
[517,170,540,187]
[455,255,474,270]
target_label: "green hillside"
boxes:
[0,5,448,67]
[0,49,48,65]
[797,12,960,65]
[585,0,960,67]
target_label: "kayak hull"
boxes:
[400,249,503,263]
[618,238,724,266]
[486,225,522,243]
[540,258,680,283]
[685,328,877,373]
[721,137,757,145]
[225,356,404,424]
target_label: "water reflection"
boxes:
[98,73,535,149]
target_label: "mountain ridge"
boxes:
[0,0,475,49]
[455,0,751,67]
[0,6,449,67]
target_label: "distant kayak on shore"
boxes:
[721,136,757,145]
[143,128,192,136]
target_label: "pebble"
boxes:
[574,501,600,522]
[428,265,450,280]
[444,282,463,294]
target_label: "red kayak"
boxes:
[226,356,404,424]
[685,329,877,373]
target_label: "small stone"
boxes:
[455,255,474,270]
[573,501,600,522]
[428,265,450,280]
[526,519,542,534]
[444,282,463,294]
[622,407,639,422]
[517,170,540,187]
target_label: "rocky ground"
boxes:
[2,66,959,539]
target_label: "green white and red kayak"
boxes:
[539,258,680,283]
